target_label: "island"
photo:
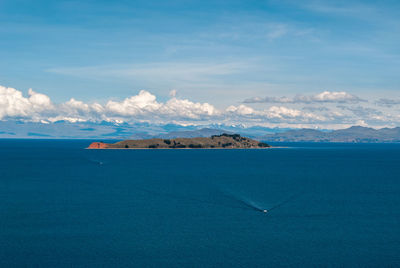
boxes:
[88,133,270,149]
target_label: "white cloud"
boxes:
[161,98,218,119]
[105,90,161,116]
[28,89,53,111]
[226,104,255,115]
[226,104,326,122]
[244,91,365,104]
[63,98,91,113]
[267,106,302,118]
[0,86,54,119]
[0,85,399,128]
[312,91,364,103]
[105,90,218,120]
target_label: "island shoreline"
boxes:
[87,134,271,149]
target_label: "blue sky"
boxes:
[0,0,400,128]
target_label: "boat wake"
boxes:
[135,186,254,212]
[221,189,303,214]
[133,185,302,214]
[266,192,303,213]
[88,159,106,165]
[220,191,267,213]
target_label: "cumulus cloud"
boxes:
[161,98,218,119]
[226,104,255,115]
[106,90,161,116]
[0,86,220,123]
[0,86,54,119]
[312,91,364,103]
[0,85,398,128]
[104,90,218,120]
[243,91,365,104]
[28,89,53,111]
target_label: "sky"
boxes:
[0,0,400,129]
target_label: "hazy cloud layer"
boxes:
[0,85,399,128]
[243,91,365,104]
[376,98,400,107]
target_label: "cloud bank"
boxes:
[243,91,365,104]
[0,85,399,128]
[376,98,400,107]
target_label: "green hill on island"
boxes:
[88,133,270,149]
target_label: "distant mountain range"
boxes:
[1,121,399,143]
[260,126,400,143]
[0,121,285,140]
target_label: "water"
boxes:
[1,140,400,267]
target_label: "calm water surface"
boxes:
[1,140,400,267]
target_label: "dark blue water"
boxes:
[1,140,400,267]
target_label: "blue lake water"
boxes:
[1,140,400,267]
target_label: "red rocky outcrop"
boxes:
[87,142,109,149]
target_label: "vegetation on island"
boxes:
[88,133,270,149]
